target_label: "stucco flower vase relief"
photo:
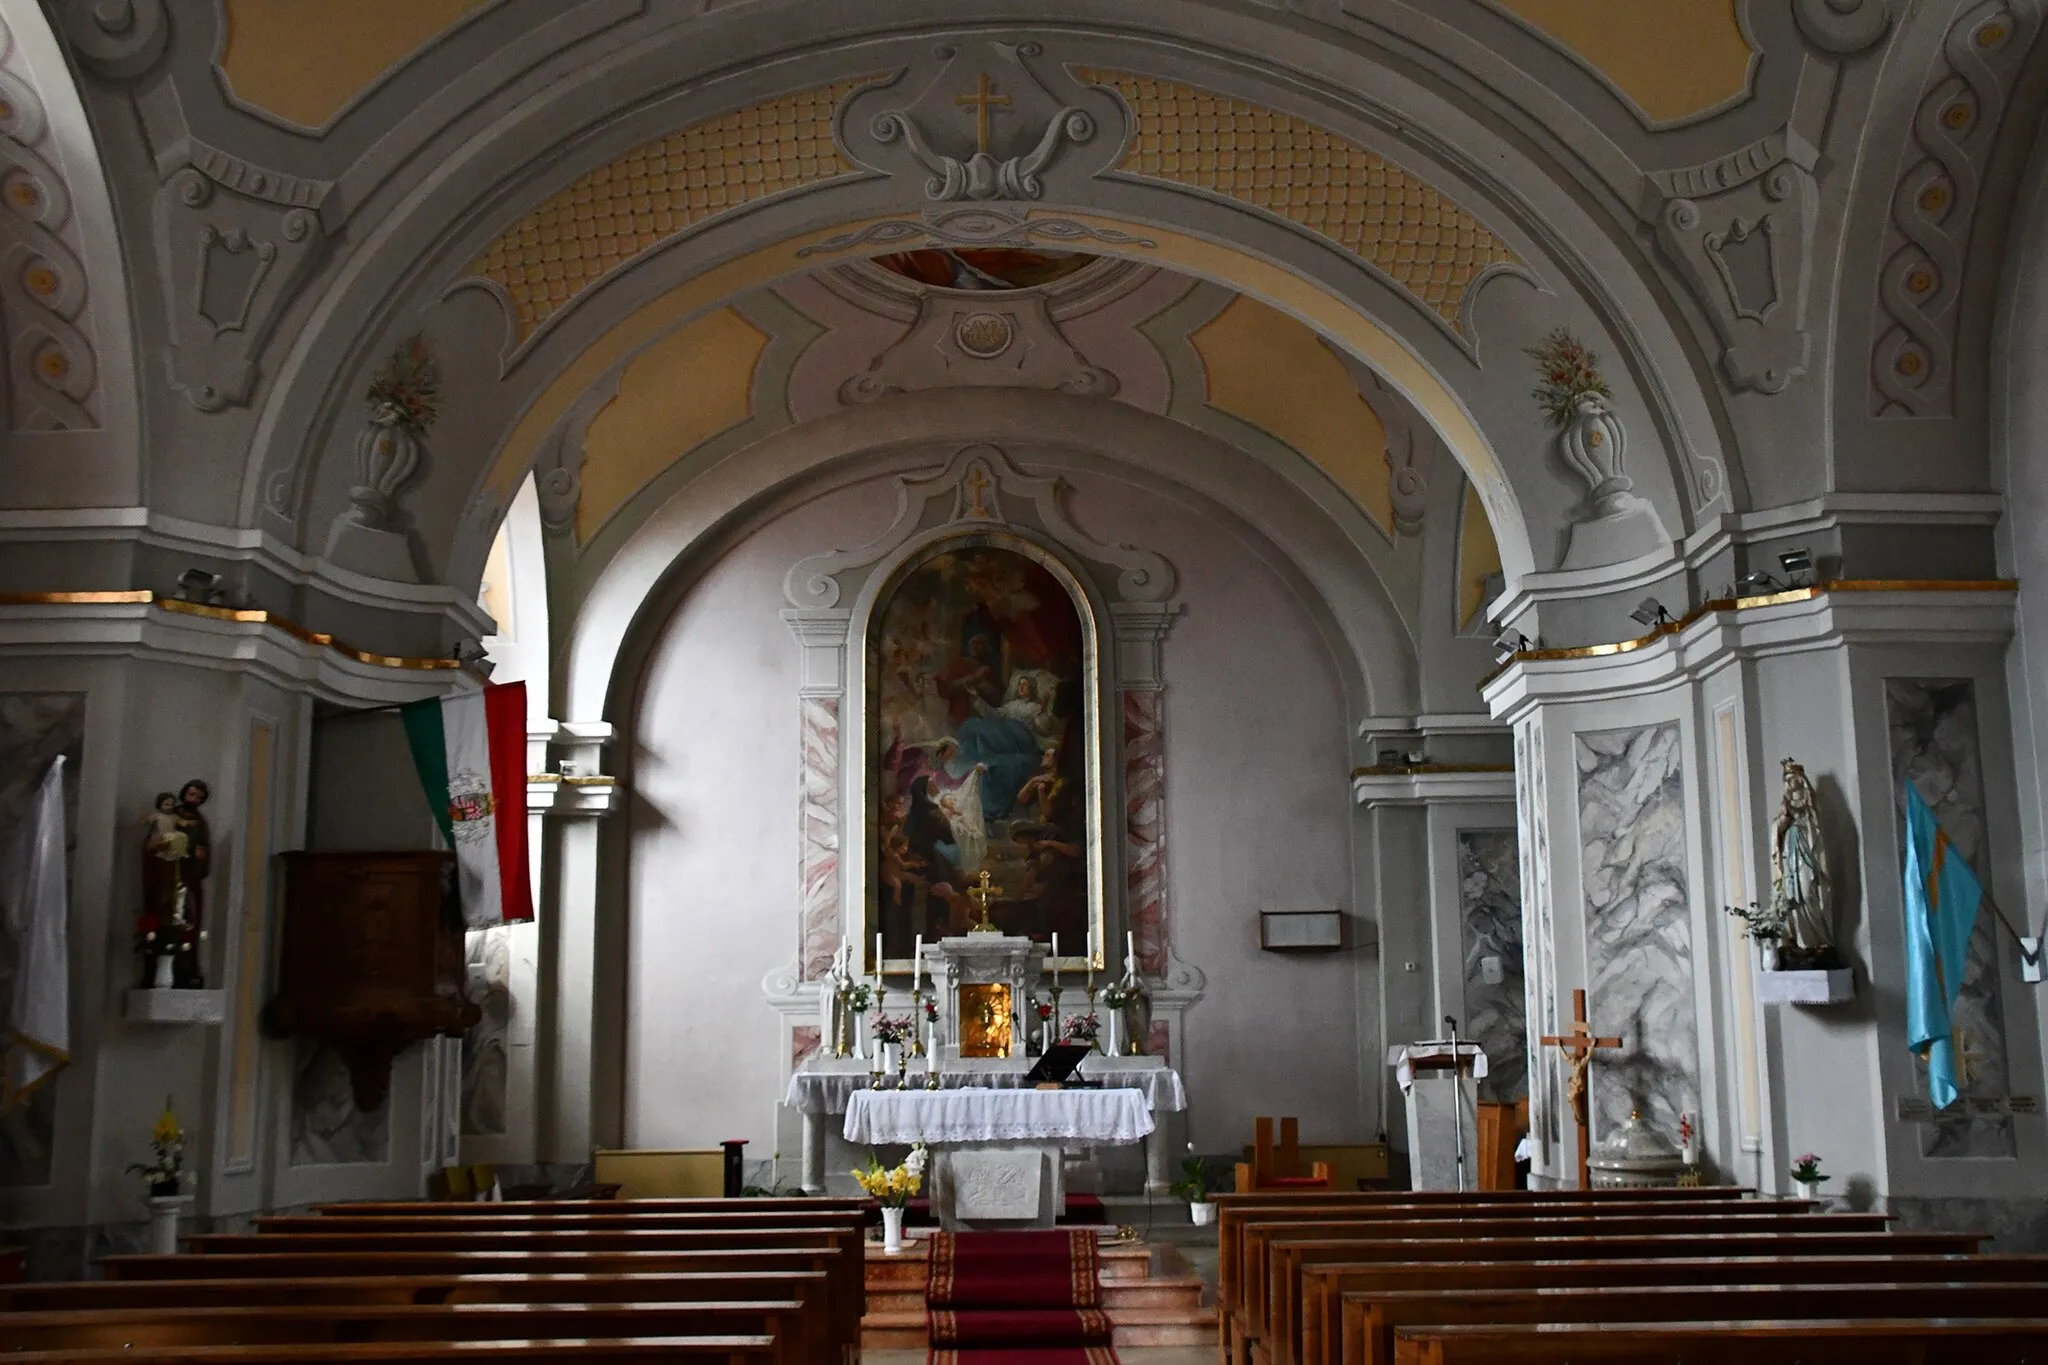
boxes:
[871,541,1092,955]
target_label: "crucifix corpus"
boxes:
[1539,988,1623,1190]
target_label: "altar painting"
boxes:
[872,543,1091,959]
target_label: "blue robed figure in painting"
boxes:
[943,670,1065,821]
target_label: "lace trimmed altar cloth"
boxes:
[843,1086,1154,1146]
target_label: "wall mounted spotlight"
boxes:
[1778,547,1815,585]
[1629,597,1674,629]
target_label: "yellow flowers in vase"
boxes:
[852,1142,927,1207]
[854,1143,928,1253]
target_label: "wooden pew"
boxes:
[1250,1212,1891,1364]
[0,1301,811,1364]
[1390,1318,2048,1364]
[0,1338,780,1365]
[1344,1282,2048,1365]
[1216,1189,1759,1365]
[1298,1255,2048,1365]
[0,1270,829,1314]
[100,1249,857,1364]
[1234,1229,1981,1365]
[1215,1186,1749,1315]
[309,1199,867,1217]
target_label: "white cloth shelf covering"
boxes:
[843,1086,1155,1146]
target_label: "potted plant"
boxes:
[127,1097,191,1254]
[853,1143,927,1253]
[1789,1152,1827,1201]
[1171,1155,1217,1226]
[1723,901,1789,970]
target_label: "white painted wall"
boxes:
[623,463,1367,1154]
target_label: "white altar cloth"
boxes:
[843,1087,1154,1146]
[787,1062,1186,1115]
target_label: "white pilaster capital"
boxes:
[1111,601,1182,690]
[782,608,852,697]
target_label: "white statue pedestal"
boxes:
[1388,1041,1487,1191]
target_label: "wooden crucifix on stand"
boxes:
[1539,988,1623,1190]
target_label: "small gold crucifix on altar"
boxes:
[1539,987,1623,1190]
[966,868,1002,935]
[954,74,1011,154]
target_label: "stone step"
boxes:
[864,1274,1207,1316]
[863,1237,1152,1286]
[859,1303,1220,1350]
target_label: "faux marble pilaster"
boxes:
[1575,723,1700,1144]
[798,696,841,982]
[1124,689,1168,976]
[1886,678,2015,1159]
[1458,828,1526,1102]
[1517,720,1561,1156]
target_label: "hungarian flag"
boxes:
[400,681,533,928]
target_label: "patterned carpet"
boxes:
[927,1229,1119,1365]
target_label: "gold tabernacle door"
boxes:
[957,982,1013,1058]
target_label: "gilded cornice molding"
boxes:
[0,590,466,671]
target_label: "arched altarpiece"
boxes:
[762,446,1206,1085]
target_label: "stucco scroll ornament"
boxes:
[153,163,330,412]
[52,0,169,80]
[837,41,1123,205]
[1648,131,1819,396]
[783,445,1175,611]
[1528,329,1668,570]
[1792,0,1893,54]
[0,18,99,430]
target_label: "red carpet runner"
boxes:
[926,1229,1118,1365]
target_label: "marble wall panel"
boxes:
[1124,689,1169,977]
[798,696,840,981]
[461,927,511,1136]
[289,1039,390,1165]
[1458,828,1526,1102]
[1517,720,1560,1152]
[1575,722,1700,1144]
[0,693,84,1188]
[1885,678,2015,1158]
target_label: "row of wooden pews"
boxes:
[0,1195,872,1364]
[1217,1185,2048,1365]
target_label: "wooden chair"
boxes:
[1235,1117,1335,1193]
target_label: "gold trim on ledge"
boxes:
[1493,578,2019,671]
[0,590,464,671]
[1349,763,1517,778]
[527,773,617,786]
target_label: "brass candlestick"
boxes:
[832,985,851,1058]
[910,990,928,1056]
[1047,983,1064,1050]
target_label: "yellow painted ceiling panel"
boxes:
[575,307,769,544]
[1192,295,1393,534]
[1490,0,1755,123]
[1458,478,1504,629]
[218,0,490,129]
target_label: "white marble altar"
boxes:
[844,1088,1152,1228]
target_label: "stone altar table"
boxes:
[844,1087,1153,1228]
[787,1054,1186,1194]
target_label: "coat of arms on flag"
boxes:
[400,683,532,928]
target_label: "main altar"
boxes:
[786,932,1188,1199]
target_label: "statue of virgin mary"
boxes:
[1771,758,1834,964]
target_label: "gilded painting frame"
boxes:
[856,527,1108,978]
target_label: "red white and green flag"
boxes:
[400,681,533,928]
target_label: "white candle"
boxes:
[912,935,924,992]
[926,1018,939,1072]
[1126,930,1137,971]
[875,932,884,982]
[1050,932,1060,986]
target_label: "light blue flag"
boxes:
[1902,780,1983,1109]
